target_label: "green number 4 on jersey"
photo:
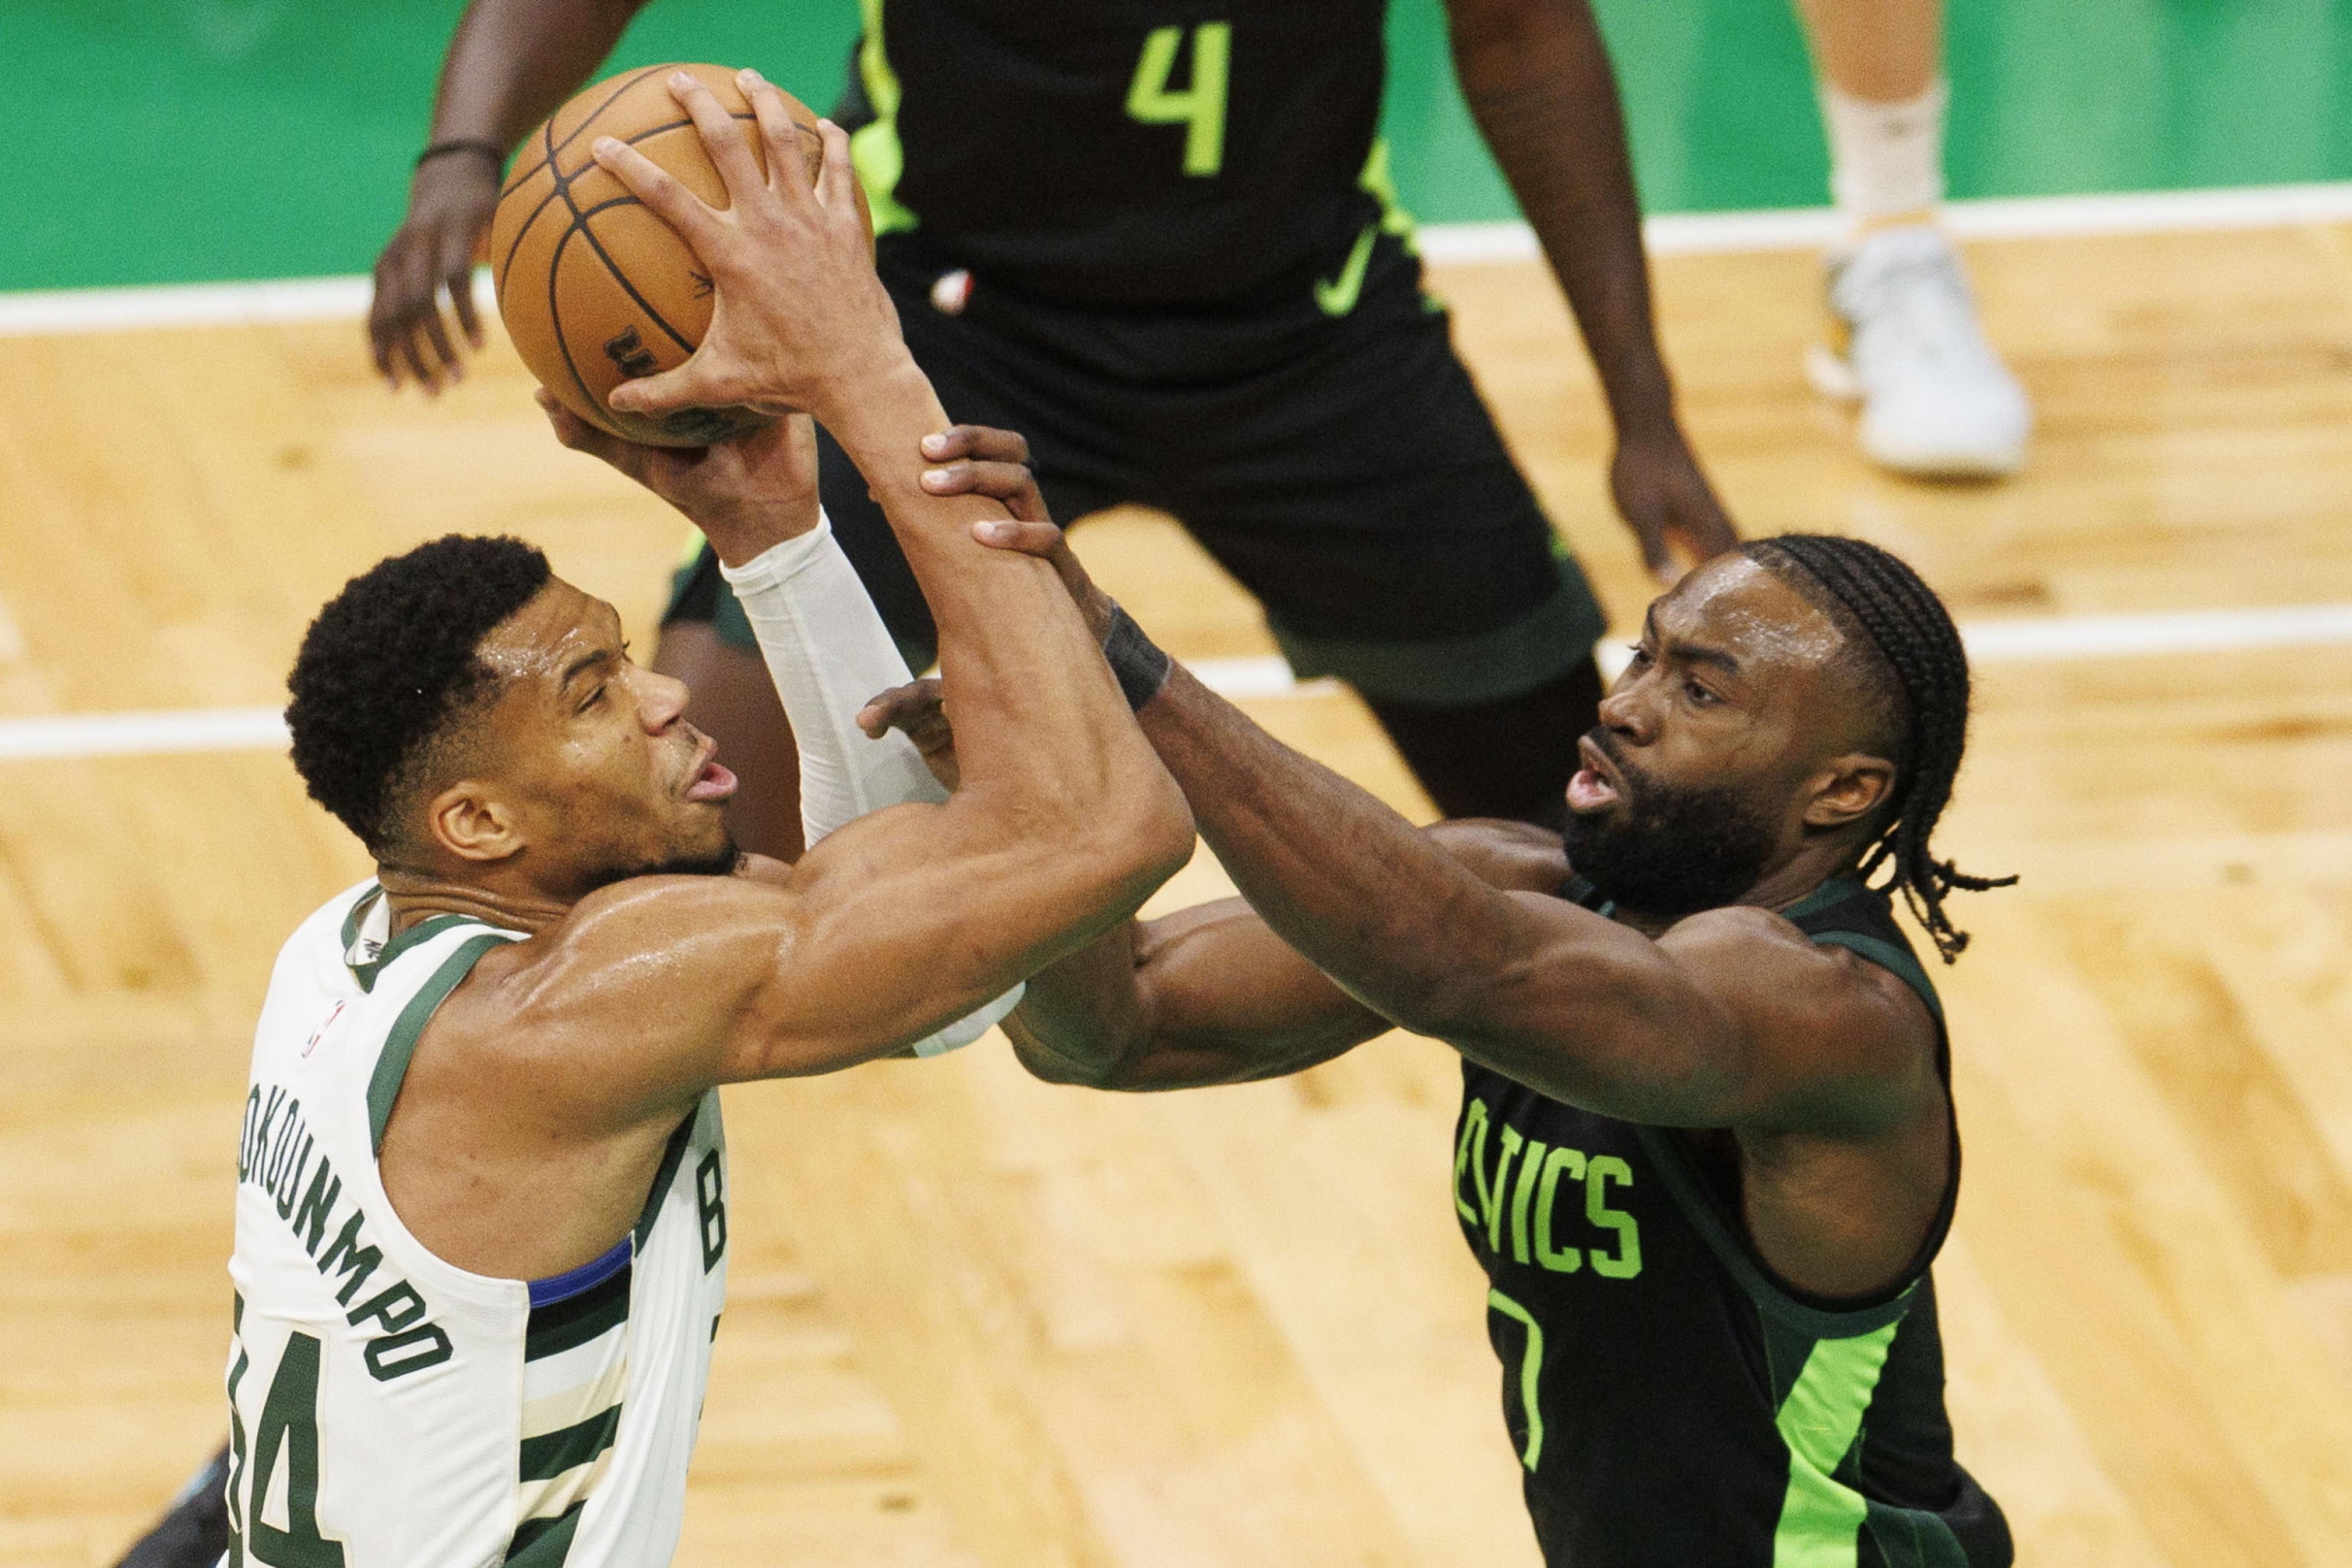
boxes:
[1126,22,1230,176]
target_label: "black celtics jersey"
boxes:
[837,0,1396,304]
[1454,878,2013,1567]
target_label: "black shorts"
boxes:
[666,230,1605,705]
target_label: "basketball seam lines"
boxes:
[545,222,606,422]
[541,107,760,361]
[495,117,735,300]
[554,184,698,360]
[499,64,665,199]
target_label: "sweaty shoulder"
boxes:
[1425,817,1570,895]
[1660,902,1940,1134]
[456,860,800,1016]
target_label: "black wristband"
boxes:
[416,138,506,171]
[1101,603,1172,713]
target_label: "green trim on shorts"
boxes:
[1269,553,1606,706]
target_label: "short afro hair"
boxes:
[287,535,552,855]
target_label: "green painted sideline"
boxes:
[13,0,2352,290]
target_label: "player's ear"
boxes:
[427,782,525,865]
[1801,752,1897,834]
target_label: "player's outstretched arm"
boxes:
[371,0,648,390]
[947,510,1930,1136]
[1444,0,1737,582]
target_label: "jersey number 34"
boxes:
[224,1309,346,1567]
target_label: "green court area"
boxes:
[10,0,2352,290]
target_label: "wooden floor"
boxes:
[7,222,2352,1565]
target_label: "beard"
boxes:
[575,833,743,894]
[1560,731,1777,921]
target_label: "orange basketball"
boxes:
[492,64,833,447]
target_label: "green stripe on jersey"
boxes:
[503,1502,584,1567]
[851,0,916,234]
[367,933,507,1154]
[1772,1322,1900,1568]
[519,1406,622,1484]
[524,1269,633,1363]
[633,1111,699,1250]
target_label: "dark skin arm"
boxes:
[1001,821,1568,1092]
[880,430,1949,1298]
[370,0,649,390]
[1445,0,1737,581]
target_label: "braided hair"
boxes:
[1744,534,2015,961]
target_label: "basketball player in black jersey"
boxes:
[365,0,1736,841]
[841,431,2015,1565]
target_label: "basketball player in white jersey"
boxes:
[224,101,1192,1567]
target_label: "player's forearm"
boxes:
[822,365,1193,865]
[1133,666,1533,1037]
[1003,924,1156,1085]
[1007,917,1375,1092]
[1129,666,1711,1104]
[430,0,647,149]
[1450,0,1679,433]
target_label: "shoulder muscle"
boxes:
[1658,905,1939,1134]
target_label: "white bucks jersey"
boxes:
[225,882,728,1567]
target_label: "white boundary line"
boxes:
[0,707,292,761]
[6,182,2352,334]
[9,601,2352,761]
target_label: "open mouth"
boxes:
[683,739,739,804]
[1566,736,1622,815]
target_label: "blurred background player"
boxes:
[367,0,1738,841]
[1795,0,2031,477]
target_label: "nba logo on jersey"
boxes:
[302,1000,346,1058]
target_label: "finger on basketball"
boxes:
[592,136,714,245]
[608,361,717,417]
[665,69,765,203]
[534,389,595,450]
[738,71,814,201]
[814,119,856,213]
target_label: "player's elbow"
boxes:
[1069,764,1196,898]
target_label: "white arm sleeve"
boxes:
[719,516,1021,1057]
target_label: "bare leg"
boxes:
[1796,0,1940,107]
[652,622,806,862]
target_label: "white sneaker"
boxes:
[1806,225,2031,478]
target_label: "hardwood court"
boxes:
[5,220,2352,1566]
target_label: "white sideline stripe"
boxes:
[1963,601,2352,660]
[9,182,2352,333]
[1406,181,2352,263]
[0,708,291,760]
[9,602,2352,760]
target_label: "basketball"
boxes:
[492,63,825,447]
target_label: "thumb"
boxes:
[608,360,730,418]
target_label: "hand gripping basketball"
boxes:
[593,70,906,426]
